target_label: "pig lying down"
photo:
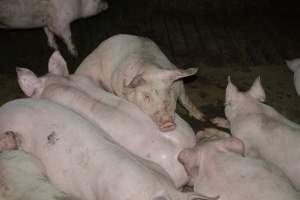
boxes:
[286,58,300,96]
[16,51,196,188]
[0,150,78,200]
[76,34,204,131]
[178,137,300,200]
[225,77,300,190]
[0,0,108,56]
[0,99,214,200]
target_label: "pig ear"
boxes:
[48,51,69,76]
[16,67,41,96]
[217,137,245,156]
[178,148,198,177]
[285,59,300,72]
[225,76,239,105]
[163,68,198,82]
[127,74,146,88]
[247,77,265,102]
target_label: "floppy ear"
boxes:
[178,148,198,177]
[160,68,198,82]
[216,137,245,156]
[16,67,41,96]
[48,51,69,76]
[225,76,239,105]
[247,77,265,102]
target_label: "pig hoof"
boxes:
[210,117,229,129]
[190,110,205,121]
[159,122,176,132]
[0,131,19,150]
[70,48,78,57]
[101,1,109,10]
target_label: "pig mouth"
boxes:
[159,122,176,132]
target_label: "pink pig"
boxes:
[0,0,108,56]
[0,98,214,200]
[75,34,204,131]
[225,77,300,190]
[16,51,197,188]
[178,137,300,200]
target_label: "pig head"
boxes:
[122,66,198,132]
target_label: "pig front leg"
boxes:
[175,82,205,121]
[0,131,19,150]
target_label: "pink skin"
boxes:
[75,34,204,131]
[0,99,214,200]
[178,137,300,200]
[0,0,108,56]
[15,51,197,188]
[225,77,300,190]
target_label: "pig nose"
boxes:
[159,121,176,132]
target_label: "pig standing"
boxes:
[0,0,108,56]
[16,51,196,188]
[225,77,300,190]
[0,150,79,200]
[0,98,213,200]
[178,137,300,200]
[75,34,204,132]
[286,58,300,96]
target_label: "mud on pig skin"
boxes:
[0,0,108,56]
[16,51,197,188]
[0,150,79,200]
[178,137,300,200]
[75,34,204,132]
[225,76,300,190]
[0,98,215,200]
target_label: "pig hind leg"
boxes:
[176,82,205,121]
[44,27,59,50]
[0,131,19,150]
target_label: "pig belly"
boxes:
[0,0,49,28]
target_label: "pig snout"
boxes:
[152,111,176,132]
[160,121,177,132]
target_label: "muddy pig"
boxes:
[0,0,108,56]
[178,137,300,200]
[75,34,204,131]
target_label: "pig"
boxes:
[178,137,300,200]
[285,58,300,96]
[224,76,300,190]
[0,98,214,200]
[0,150,79,200]
[16,51,197,188]
[75,34,204,131]
[0,0,108,56]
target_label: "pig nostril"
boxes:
[159,122,176,132]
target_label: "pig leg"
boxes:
[44,27,59,51]
[175,82,205,121]
[210,117,229,129]
[48,21,78,56]
[0,131,19,150]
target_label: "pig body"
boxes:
[178,138,300,200]
[75,34,204,131]
[16,52,196,188]
[0,150,78,200]
[225,77,300,190]
[0,98,212,200]
[286,58,300,95]
[0,0,108,55]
